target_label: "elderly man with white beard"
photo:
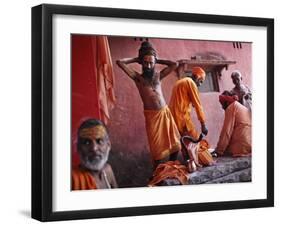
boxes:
[72,119,118,190]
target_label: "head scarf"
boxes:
[192,67,206,81]
[219,94,239,106]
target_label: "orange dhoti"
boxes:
[72,167,97,190]
[144,106,181,161]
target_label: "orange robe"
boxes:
[216,101,251,157]
[144,106,181,161]
[72,167,97,190]
[148,160,189,186]
[169,77,205,138]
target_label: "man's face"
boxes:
[192,75,204,87]
[231,74,242,87]
[142,55,156,78]
[78,125,111,171]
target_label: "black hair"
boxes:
[221,90,232,96]
[138,41,157,61]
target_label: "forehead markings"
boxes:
[79,125,107,140]
[143,55,155,61]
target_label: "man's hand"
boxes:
[135,57,141,65]
[211,149,218,158]
[212,148,223,157]
[201,123,208,135]
[157,59,177,80]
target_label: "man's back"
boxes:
[221,101,251,156]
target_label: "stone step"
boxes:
[189,156,251,184]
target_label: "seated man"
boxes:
[72,119,118,190]
[230,70,252,111]
[215,93,252,157]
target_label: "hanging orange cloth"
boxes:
[148,160,189,186]
[72,167,97,190]
[93,36,116,125]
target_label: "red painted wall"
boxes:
[71,35,101,165]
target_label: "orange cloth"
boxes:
[198,139,215,166]
[148,160,189,186]
[192,67,206,80]
[169,77,206,138]
[72,167,97,190]
[144,106,181,161]
[94,36,116,124]
[216,101,251,157]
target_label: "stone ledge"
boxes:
[189,156,251,184]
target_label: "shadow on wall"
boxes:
[108,149,153,188]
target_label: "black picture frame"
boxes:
[32,3,274,222]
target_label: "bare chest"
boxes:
[135,74,161,92]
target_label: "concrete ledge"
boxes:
[189,156,251,184]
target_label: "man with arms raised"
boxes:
[116,41,181,167]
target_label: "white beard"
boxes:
[80,150,109,171]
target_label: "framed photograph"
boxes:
[32,4,274,222]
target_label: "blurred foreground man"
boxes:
[72,119,118,190]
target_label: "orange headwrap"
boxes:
[219,95,238,106]
[192,67,206,80]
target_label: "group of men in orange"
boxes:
[72,41,252,190]
[116,42,210,167]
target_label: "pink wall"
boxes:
[108,37,252,154]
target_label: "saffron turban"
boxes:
[192,67,206,80]
[219,94,238,105]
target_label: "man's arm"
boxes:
[188,81,208,135]
[116,57,139,80]
[157,59,177,80]
[176,62,185,79]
